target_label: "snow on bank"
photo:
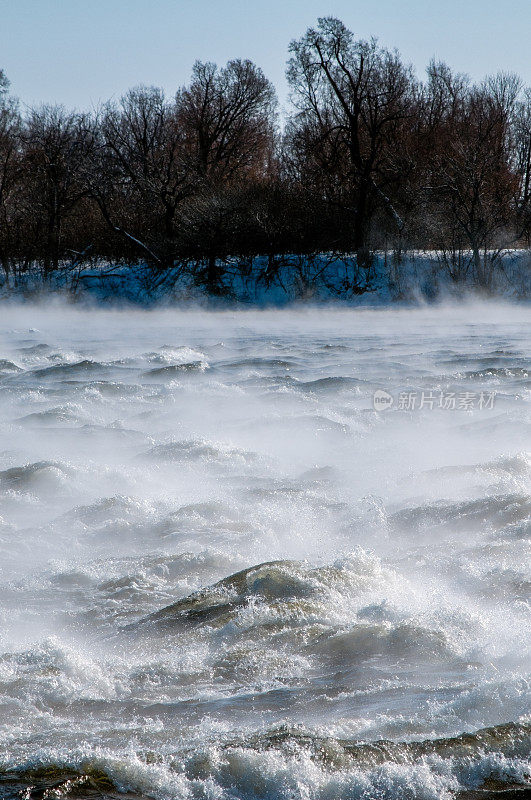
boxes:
[1,251,530,306]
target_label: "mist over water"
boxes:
[0,303,529,800]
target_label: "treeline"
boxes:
[1,17,531,294]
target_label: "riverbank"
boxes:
[1,251,530,307]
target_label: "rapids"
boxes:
[0,303,529,800]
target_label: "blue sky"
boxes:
[1,0,530,113]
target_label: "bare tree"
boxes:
[513,88,531,241]
[179,59,276,186]
[423,68,521,288]
[287,17,415,268]
[94,86,193,267]
[0,72,23,278]
[22,106,96,273]
[177,59,276,291]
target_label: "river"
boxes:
[0,303,529,799]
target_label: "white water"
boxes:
[0,303,529,800]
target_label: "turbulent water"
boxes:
[0,303,529,800]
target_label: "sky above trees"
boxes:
[2,0,531,113]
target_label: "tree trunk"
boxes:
[206,254,220,294]
[354,182,372,271]
[472,240,484,288]
[44,215,60,275]
[0,250,9,280]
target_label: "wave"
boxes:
[0,765,126,800]
[460,367,529,380]
[17,405,88,426]
[141,439,258,465]
[0,359,23,374]
[67,495,156,527]
[136,559,311,630]
[228,721,531,768]
[390,494,530,533]
[78,423,147,442]
[84,381,141,397]
[0,460,73,491]
[17,343,52,355]
[143,361,208,377]
[296,376,366,392]
[312,621,452,664]
[221,357,298,370]
[419,453,530,480]
[145,345,207,363]
[131,556,441,658]
[32,360,107,378]
[1,723,528,800]
[320,343,350,351]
